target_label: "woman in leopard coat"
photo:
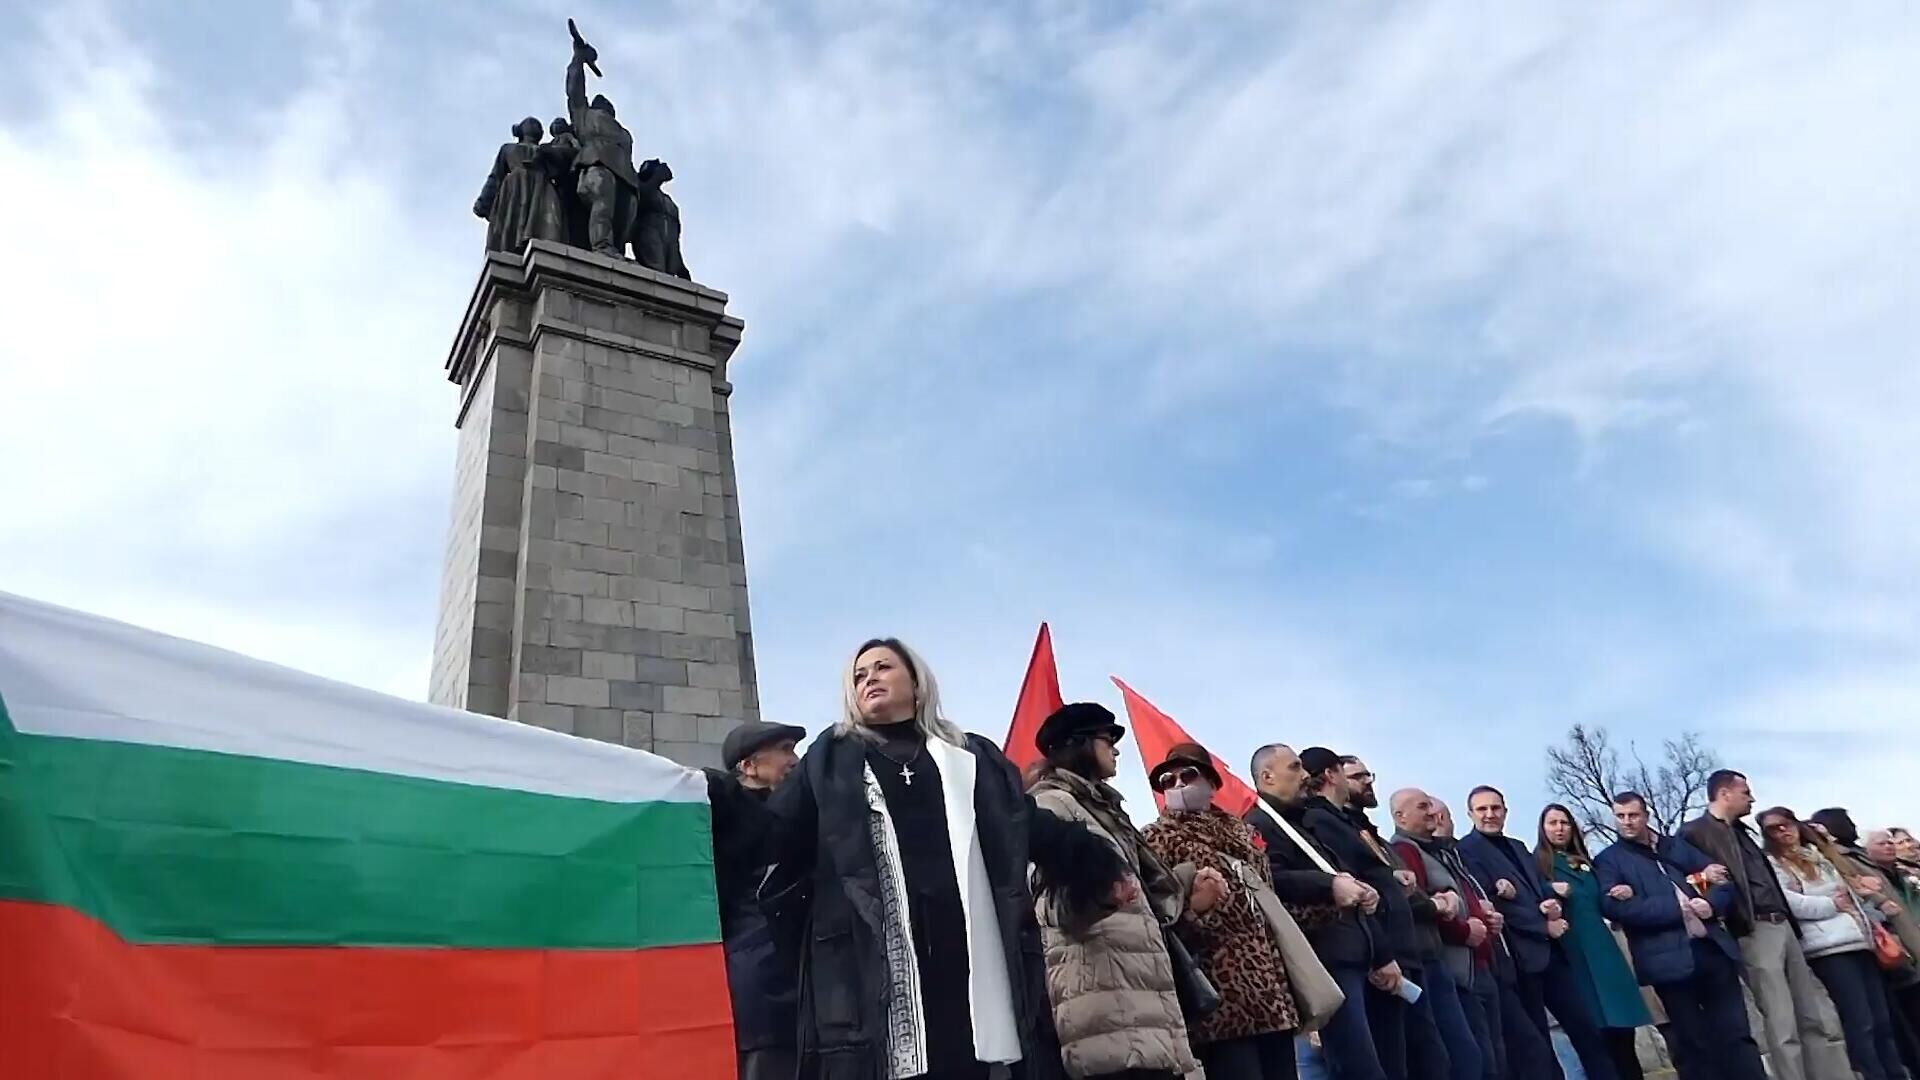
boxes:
[1143,742,1300,1080]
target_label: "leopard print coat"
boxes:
[1143,806,1299,1045]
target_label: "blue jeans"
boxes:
[1300,1035,1332,1080]
[1553,1028,1588,1080]
[1380,971,1453,1080]
[1425,965,1485,1080]
[1316,964,1392,1080]
[1464,969,1502,1080]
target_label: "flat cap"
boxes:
[722,721,806,771]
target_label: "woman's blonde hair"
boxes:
[835,637,967,747]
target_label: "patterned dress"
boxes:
[1143,806,1299,1044]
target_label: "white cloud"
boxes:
[0,5,462,695]
[4,1,1917,827]
[1717,668,1920,831]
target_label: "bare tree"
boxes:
[1545,724,1720,843]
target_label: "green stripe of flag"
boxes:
[0,698,719,950]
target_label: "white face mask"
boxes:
[1164,781,1216,814]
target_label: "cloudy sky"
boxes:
[4,1,1917,832]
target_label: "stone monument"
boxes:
[431,24,754,769]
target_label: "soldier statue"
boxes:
[565,28,641,257]
[633,159,691,280]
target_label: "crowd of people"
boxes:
[704,637,1920,1080]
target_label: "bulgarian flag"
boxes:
[0,591,732,1078]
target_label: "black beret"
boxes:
[722,721,806,770]
[1035,702,1125,756]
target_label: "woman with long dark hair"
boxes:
[708,638,1130,1080]
[1760,806,1912,1080]
[1028,703,1205,1080]
[1535,803,1654,1080]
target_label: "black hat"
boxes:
[1299,746,1343,779]
[1810,808,1858,846]
[1035,702,1125,756]
[722,721,806,771]
[1148,741,1223,791]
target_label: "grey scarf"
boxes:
[1394,828,1473,985]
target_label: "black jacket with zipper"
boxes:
[1244,792,1387,970]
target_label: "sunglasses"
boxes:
[1154,765,1206,792]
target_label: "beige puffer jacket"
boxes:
[1031,771,1197,1079]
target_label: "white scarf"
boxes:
[1257,797,1339,874]
[863,742,1021,1077]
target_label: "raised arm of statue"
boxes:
[566,55,589,128]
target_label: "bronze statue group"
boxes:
[705,637,1920,1080]
[472,27,688,278]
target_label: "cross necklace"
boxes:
[874,741,925,786]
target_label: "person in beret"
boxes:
[1029,704,1207,1080]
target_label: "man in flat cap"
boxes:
[714,720,805,1080]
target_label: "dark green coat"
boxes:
[1548,851,1654,1030]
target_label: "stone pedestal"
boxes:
[430,240,757,769]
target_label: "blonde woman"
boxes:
[708,638,1131,1080]
[1760,807,1911,1080]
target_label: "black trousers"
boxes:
[1515,948,1619,1080]
[1894,984,1920,1078]
[1603,1027,1644,1080]
[1653,942,1767,1080]
[739,1047,796,1080]
[1202,1030,1301,1080]
[1493,972,1558,1080]
[1809,950,1911,1080]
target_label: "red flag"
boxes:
[1002,624,1064,773]
[1111,676,1258,819]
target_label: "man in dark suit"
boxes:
[1596,791,1764,1080]
[1457,785,1618,1080]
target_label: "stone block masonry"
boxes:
[430,240,758,770]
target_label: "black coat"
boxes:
[713,730,1117,1080]
[1302,798,1432,971]
[1244,794,1385,969]
[1457,830,1556,975]
[711,784,799,1054]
